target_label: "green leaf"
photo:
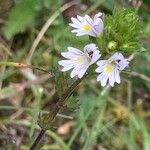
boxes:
[3,0,37,39]
[64,95,80,110]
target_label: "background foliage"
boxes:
[0,0,150,150]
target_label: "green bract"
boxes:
[98,8,142,54]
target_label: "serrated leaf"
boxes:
[64,95,80,110]
[54,68,69,97]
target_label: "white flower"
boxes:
[58,44,101,78]
[95,52,129,87]
[69,12,104,37]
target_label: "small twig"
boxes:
[124,53,150,82]
[124,71,150,82]
[0,43,13,56]
[0,61,53,75]
[128,53,136,61]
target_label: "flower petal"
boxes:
[114,68,120,83]
[69,23,80,29]
[111,52,129,71]
[61,52,76,59]
[100,74,109,87]
[61,62,75,71]
[92,19,104,36]
[109,73,115,87]
[94,12,103,20]
[68,47,84,55]
[71,17,81,26]
[91,51,101,64]
[77,15,85,22]
[58,60,73,66]
[97,60,107,67]
[78,65,89,78]
[70,67,80,78]
[84,15,93,25]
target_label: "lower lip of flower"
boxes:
[83,24,92,32]
[104,64,114,73]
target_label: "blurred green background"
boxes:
[0,0,150,149]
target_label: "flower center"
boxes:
[83,24,92,31]
[75,57,84,65]
[105,64,114,73]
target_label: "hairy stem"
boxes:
[30,129,45,150]
[29,77,84,150]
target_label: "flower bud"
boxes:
[107,41,117,51]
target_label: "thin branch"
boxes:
[124,71,150,82]
[0,61,53,75]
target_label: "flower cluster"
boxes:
[58,13,129,87]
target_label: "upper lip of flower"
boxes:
[87,51,94,58]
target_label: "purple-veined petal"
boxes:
[58,60,74,66]
[70,67,81,78]
[69,23,80,29]
[61,52,78,59]
[111,52,129,71]
[94,12,103,20]
[76,31,88,36]
[97,60,107,67]
[97,71,106,81]
[77,15,85,22]
[100,73,109,87]
[114,67,120,83]
[83,43,100,63]
[68,47,84,55]
[84,15,93,25]
[78,65,89,78]
[87,31,97,37]
[71,17,81,26]
[95,66,105,73]
[84,43,97,53]
[71,29,81,33]
[92,19,104,36]
[61,63,75,71]
[109,73,115,87]
[91,51,101,64]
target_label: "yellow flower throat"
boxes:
[76,57,84,65]
[83,24,92,31]
[105,64,114,73]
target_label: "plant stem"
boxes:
[29,77,84,150]
[30,129,45,150]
